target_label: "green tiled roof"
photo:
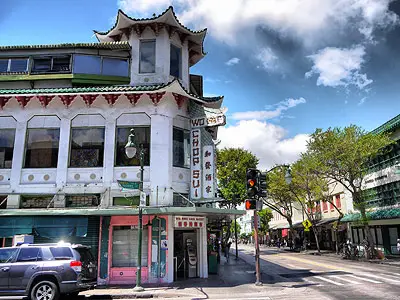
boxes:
[371,114,400,135]
[0,79,222,103]
[341,207,400,222]
[0,41,131,51]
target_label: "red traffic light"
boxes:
[248,179,256,187]
[245,199,257,210]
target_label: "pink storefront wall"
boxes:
[107,215,168,285]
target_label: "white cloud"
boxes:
[203,92,219,97]
[305,45,373,89]
[231,97,306,121]
[225,57,240,66]
[256,48,278,71]
[218,120,309,170]
[358,97,367,105]
[118,0,173,15]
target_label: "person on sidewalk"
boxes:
[225,238,232,261]
[397,238,400,254]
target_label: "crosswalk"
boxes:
[296,272,400,287]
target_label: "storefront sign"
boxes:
[117,180,140,190]
[190,129,202,199]
[174,216,205,228]
[191,114,226,128]
[202,145,214,198]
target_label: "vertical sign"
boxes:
[202,145,214,198]
[190,129,201,199]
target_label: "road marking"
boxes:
[303,277,324,286]
[380,273,400,279]
[346,274,382,284]
[361,273,400,284]
[329,275,361,284]
[281,255,351,272]
[314,276,344,285]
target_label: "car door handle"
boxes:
[31,266,40,270]
[1,267,10,272]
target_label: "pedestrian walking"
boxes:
[397,238,400,254]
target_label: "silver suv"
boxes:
[0,242,97,300]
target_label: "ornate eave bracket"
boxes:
[103,94,121,106]
[125,93,143,106]
[148,92,166,106]
[172,93,187,109]
[0,97,11,110]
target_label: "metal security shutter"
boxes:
[34,216,100,261]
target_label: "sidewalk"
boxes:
[81,254,261,299]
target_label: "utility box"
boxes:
[13,235,34,246]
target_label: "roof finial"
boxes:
[153,13,156,17]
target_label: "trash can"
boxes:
[208,252,218,274]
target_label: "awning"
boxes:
[341,207,400,222]
[0,216,88,238]
[315,217,338,227]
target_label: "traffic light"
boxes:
[247,168,259,198]
[259,172,267,198]
[245,199,257,210]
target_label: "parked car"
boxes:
[0,242,97,300]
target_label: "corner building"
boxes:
[0,7,243,284]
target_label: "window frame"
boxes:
[31,55,72,74]
[0,128,16,169]
[69,126,106,168]
[114,126,151,167]
[0,57,29,73]
[170,43,182,79]
[16,247,42,262]
[173,127,190,168]
[23,127,60,169]
[139,39,156,74]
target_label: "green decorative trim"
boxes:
[0,74,73,81]
[71,74,130,85]
[341,207,400,222]
[0,41,130,51]
[371,114,400,135]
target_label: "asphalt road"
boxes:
[237,244,400,300]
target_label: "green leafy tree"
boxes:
[216,148,259,208]
[230,221,241,235]
[258,208,273,235]
[263,167,297,238]
[307,125,392,258]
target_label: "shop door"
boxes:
[173,230,196,280]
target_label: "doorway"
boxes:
[173,229,198,280]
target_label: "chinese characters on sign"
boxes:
[191,114,226,128]
[190,129,202,199]
[174,216,205,228]
[202,145,214,198]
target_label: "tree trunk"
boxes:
[359,206,375,259]
[312,226,321,253]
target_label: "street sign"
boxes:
[302,219,312,230]
[117,180,140,190]
[140,191,146,207]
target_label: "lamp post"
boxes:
[125,129,145,292]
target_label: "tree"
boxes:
[262,167,298,240]
[258,208,273,236]
[230,221,241,235]
[216,148,259,208]
[307,125,392,258]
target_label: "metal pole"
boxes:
[134,147,145,292]
[254,211,262,286]
[234,214,238,260]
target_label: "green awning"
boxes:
[341,207,400,222]
[0,216,88,238]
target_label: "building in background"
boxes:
[0,6,243,285]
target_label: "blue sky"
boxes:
[1,0,400,168]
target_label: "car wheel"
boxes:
[31,280,60,300]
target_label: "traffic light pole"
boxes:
[254,208,262,286]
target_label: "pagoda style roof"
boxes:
[0,79,223,108]
[94,6,206,66]
[371,113,400,135]
[0,41,130,51]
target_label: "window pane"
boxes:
[377,227,383,245]
[73,55,101,74]
[21,196,53,208]
[139,40,156,73]
[52,56,71,72]
[170,44,181,78]
[66,195,100,207]
[0,60,8,72]
[32,58,52,73]
[0,248,18,263]
[173,128,190,168]
[102,58,129,76]
[70,128,105,167]
[115,127,150,166]
[112,227,148,267]
[24,129,59,168]
[50,247,73,259]
[9,59,28,72]
[0,129,15,169]
[389,227,398,244]
[17,248,40,262]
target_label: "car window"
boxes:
[0,248,18,263]
[49,247,73,260]
[17,248,41,262]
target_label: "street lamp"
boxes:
[125,128,145,292]
[284,167,292,185]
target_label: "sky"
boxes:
[1,0,400,170]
